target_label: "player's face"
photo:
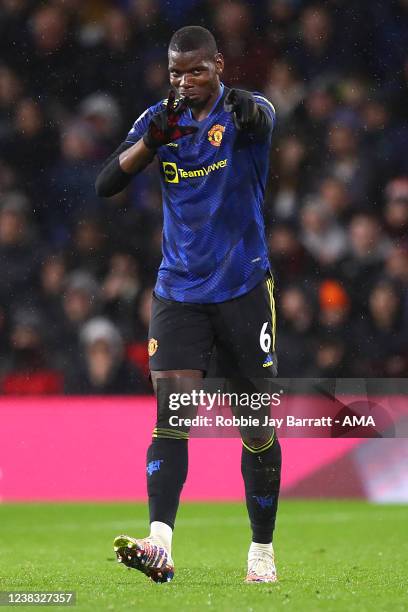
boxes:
[168,49,224,108]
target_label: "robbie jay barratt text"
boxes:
[167,415,377,428]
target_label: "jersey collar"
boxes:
[187,83,225,123]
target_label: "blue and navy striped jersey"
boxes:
[126,85,275,303]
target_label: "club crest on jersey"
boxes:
[208,124,225,147]
[148,338,158,356]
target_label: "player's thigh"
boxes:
[213,274,277,377]
[148,292,214,372]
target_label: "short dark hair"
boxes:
[169,26,218,57]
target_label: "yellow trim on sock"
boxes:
[153,427,189,440]
[242,432,275,454]
[152,432,189,440]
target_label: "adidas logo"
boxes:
[263,354,274,368]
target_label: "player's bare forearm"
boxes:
[95,138,155,198]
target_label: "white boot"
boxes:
[245,542,277,583]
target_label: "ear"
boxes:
[214,52,224,76]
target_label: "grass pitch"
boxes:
[0,501,407,611]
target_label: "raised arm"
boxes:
[95,139,154,198]
[224,89,275,139]
[95,90,198,198]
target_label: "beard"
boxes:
[181,92,210,110]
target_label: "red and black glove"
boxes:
[143,89,198,150]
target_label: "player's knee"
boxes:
[150,369,203,395]
[152,369,203,438]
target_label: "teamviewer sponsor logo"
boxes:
[162,159,228,183]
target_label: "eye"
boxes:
[192,69,202,76]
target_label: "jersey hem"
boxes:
[154,267,269,305]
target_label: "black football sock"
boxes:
[241,435,281,544]
[146,438,188,530]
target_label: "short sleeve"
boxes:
[125,102,163,144]
[253,93,276,130]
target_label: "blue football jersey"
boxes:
[126,85,275,303]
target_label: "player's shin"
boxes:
[241,435,281,544]
[146,437,188,543]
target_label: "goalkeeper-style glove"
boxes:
[224,88,259,130]
[143,89,198,150]
[224,88,274,137]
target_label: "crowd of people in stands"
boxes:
[0,0,407,394]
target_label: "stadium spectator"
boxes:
[384,245,408,330]
[276,285,316,376]
[264,0,297,51]
[45,121,100,244]
[212,0,273,89]
[318,280,351,342]
[312,334,352,377]
[28,5,81,106]
[322,122,373,208]
[101,252,142,338]
[267,134,308,222]
[0,159,18,194]
[7,97,58,202]
[128,0,170,50]
[317,176,352,223]
[79,92,122,154]
[264,59,305,124]
[385,245,408,289]
[340,212,392,313]
[65,216,110,279]
[0,65,23,140]
[81,8,140,115]
[352,279,408,376]
[268,223,317,288]
[383,177,408,240]
[0,0,33,72]
[55,271,100,373]
[65,317,147,394]
[293,80,337,177]
[287,5,339,82]
[1,308,63,395]
[0,192,42,306]
[35,253,67,339]
[300,198,348,267]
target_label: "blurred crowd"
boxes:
[0,0,408,395]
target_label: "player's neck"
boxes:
[191,85,222,121]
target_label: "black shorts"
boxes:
[148,275,277,377]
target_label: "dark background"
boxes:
[0,0,408,395]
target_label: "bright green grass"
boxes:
[0,501,407,611]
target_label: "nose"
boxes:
[180,74,193,89]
